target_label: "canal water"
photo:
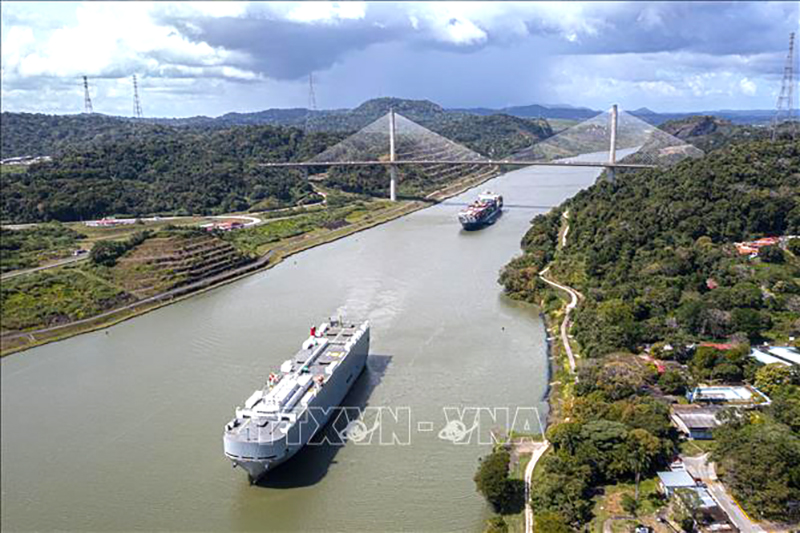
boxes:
[1,162,603,532]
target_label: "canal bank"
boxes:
[0,170,497,357]
[1,162,604,532]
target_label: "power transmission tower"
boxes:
[308,72,318,111]
[83,76,93,114]
[132,74,143,119]
[306,72,317,131]
[772,32,796,140]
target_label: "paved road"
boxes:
[207,215,262,228]
[524,441,551,533]
[682,453,765,533]
[0,254,88,281]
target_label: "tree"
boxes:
[626,428,662,502]
[712,419,800,522]
[787,238,800,256]
[759,245,785,264]
[530,454,593,526]
[621,493,638,515]
[484,516,508,533]
[533,511,572,533]
[89,239,129,267]
[755,363,796,396]
[474,449,514,514]
[658,369,688,395]
[731,308,767,341]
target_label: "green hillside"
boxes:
[502,138,800,352]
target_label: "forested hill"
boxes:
[501,137,800,527]
[658,115,777,152]
[0,112,152,159]
[1,98,552,159]
[502,138,800,354]
[1,125,341,223]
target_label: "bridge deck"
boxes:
[260,159,656,170]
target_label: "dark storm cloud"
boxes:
[554,2,797,56]
[2,1,796,116]
[156,2,797,83]
[156,6,411,80]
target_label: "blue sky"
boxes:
[1,1,797,117]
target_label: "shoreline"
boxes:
[1,169,499,357]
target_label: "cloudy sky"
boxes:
[1,1,797,117]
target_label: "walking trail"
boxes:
[524,210,584,533]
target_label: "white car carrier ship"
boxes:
[223,317,370,482]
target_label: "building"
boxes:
[750,345,800,367]
[0,155,52,166]
[659,470,739,532]
[202,221,244,232]
[687,385,771,407]
[734,236,779,257]
[657,470,696,497]
[671,405,723,440]
[84,218,137,228]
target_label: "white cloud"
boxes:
[1,1,795,116]
[284,2,367,24]
[1,2,254,81]
[739,77,757,96]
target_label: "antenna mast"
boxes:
[132,74,143,119]
[772,32,796,140]
[83,76,93,114]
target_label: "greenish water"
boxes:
[1,163,603,532]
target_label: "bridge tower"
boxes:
[607,104,618,182]
[389,108,398,201]
[83,76,93,114]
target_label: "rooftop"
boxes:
[671,405,723,430]
[658,470,696,489]
[688,385,770,405]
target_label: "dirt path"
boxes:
[524,442,551,533]
[537,210,582,374]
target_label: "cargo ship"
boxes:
[223,317,370,482]
[457,191,503,230]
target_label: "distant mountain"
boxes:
[453,103,600,121]
[1,98,553,159]
[1,96,781,160]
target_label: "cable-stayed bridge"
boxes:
[261,105,703,201]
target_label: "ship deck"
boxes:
[225,321,366,446]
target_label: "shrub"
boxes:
[759,245,785,264]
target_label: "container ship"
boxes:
[223,317,370,482]
[457,191,503,230]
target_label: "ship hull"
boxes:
[224,328,369,482]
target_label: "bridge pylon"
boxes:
[607,104,618,182]
[389,108,397,201]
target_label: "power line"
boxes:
[83,76,93,114]
[132,74,143,119]
[772,32,796,140]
